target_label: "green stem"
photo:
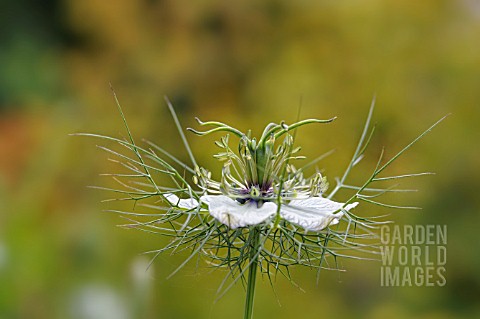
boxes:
[244,227,260,319]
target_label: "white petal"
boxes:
[164,193,199,209]
[280,197,358,231]
[201,195,277,229]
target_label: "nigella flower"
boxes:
[164,125,359,231]
[77,93,445,317]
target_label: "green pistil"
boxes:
[255,134,275,187]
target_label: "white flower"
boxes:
[166,193,358,231]
[162,117,363,231]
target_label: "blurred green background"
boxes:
[1,0,479,318]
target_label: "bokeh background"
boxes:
[1,0,479,318]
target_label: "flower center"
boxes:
[249,185,261,199]
[234,184,273,206]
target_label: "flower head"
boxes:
[167,121,359,231]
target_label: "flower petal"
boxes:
[164,193,199,209]
[280,197,358,231]
[201,195,277,229]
